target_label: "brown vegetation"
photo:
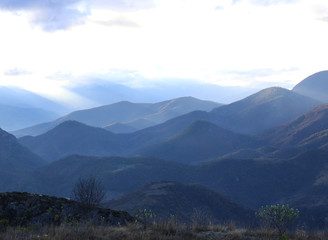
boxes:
[1,221,328,240]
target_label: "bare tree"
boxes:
[72,177,106,207]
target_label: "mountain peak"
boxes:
[209,87,319,134]
[293,71,328,103]
[244,87,296,105]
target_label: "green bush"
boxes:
[135,209,156,229]
[255,204,299,239]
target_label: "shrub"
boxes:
[255,204,299,239]
[135,209,156,229]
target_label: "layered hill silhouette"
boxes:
[22,155,194,198]
[18,112,213,162]
[208,87,320,134]
[13,97,221,137]
[260,104,328,150]
[19,121,126,162]
[293,70,328,103]
[196,150,328,208]
[16,150,328,210]
[18,87,321,163]
[106,181,256,225]
[0,86,67,114]
[122,87,320,154]
[140,120,254,163]
[124,87,320,153]
[0,128,45,171]
[0,104,58,131]
[0,128,45,191]
[3,71,328,229]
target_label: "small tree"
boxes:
[135,209,156,229]
[72,177,106,207]
[255,204,299,239]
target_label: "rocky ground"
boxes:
[0,192,133,228]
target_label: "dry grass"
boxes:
[0,222,327,240]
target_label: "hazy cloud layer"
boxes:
[215,5,224,10]
[94,17,140,28]
[219,68,299,78]
[233,0,298,5]
[4,68,32,76]
[0,0,154,31]
[91,0,155,11]
[314,5,328,22]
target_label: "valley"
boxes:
[1,71,328,231]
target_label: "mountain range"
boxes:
[1,71,328,229]
[16,86,321,163]
[13,97,221,137]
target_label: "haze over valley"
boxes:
[1,0,328,237]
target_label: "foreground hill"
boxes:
[208,87,320,134]
[140,120,254,163]
[293,70,328,103]
[19,121,125,162]
[16,150,328,210]
[106,181,255,225]
[13,97,221,137]
[259,104,328,149]
[0,192,133,227]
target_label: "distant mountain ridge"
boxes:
[259,104,328,149]
[0,86,67,114]
[13,97,221,137]
[293,70,328,103]
[0,104,58,131]
[140,120,254,163]
[17,87,321,163]
[208,87,320,134]
[19,121,126,162]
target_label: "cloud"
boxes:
[91,0,156,11]
[219,68,298,78]
[0,0,88,31]
[0,0,154,31]
[94,17,140,28]
[4,68,32,76]
[215,5,224,10]
[250,0,298,5]
[313,5,328,23]
[232,0,298,6]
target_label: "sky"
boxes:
[0,0,327,104]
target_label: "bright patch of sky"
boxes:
[0,0,327,102]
